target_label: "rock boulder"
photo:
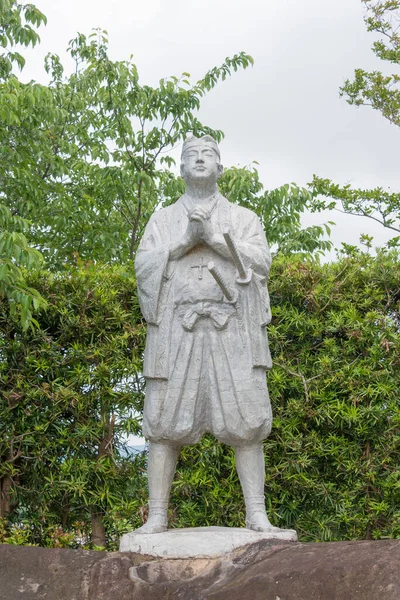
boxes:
[1,539,399,599]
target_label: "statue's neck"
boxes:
[184,182,219,204]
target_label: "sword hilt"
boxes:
[208,261,237,303]
[223,230,252,284]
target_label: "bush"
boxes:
[1,251,399,547]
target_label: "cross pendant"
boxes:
[191,257,206,280]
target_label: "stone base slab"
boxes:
[1,539,400,599]
[119,525,298,558]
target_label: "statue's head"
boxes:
[180,135,223,186]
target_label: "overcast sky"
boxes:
[21,0,400,253]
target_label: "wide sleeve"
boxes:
[231,208,271,280]
[231,207,272,329]
[134,211,171,325]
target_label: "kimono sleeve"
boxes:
[232,208,271,279]
[134,211,171,325]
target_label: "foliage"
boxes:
[0,263,148,549]
[0,204,46,329]
[219,166,333,255]
[0,0,46,79]
[1,27,331,271]
[0,1,47,327]
[0,3,331,337]
[2,0,397,552]
[310,176,400,245]
[310,0,400,245]
[1,252,399,547]
[0,1,337,552]
[1,29,254,268]
[342,0,400,126]
[173,248,400,541]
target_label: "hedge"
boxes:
[0,250,399,548]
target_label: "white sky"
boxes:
[20,0,400,445]
[21,0,400,257]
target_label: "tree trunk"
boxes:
[0,476,12,519]
[61,495,69,530]
[90,413,115,548]
[91,508,106,548]
[129,178,142,259]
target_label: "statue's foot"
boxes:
[135,513,168,534]
[246,511,282,533]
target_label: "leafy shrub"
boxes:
[1,250,399,547]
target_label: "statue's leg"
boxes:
[136,441,180,534]
[234,444,280,532]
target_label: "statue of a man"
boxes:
[135,135,277,534]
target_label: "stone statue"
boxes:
[134,135,278,534]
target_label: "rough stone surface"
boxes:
[1,539,399,600]
[119,526,298,558]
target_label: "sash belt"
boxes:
[179,301,236,331]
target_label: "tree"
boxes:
[219,166,332,255]
[343,0,400,127]
[0,1,48,329]
[0,0,47,79]
[310,0,400,246]
[0,3,335,549]
[1,29,254,268]
[0,263,147,548]
[1,28,332,270]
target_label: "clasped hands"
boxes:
[185,205,214,245]
[169,206,217,260]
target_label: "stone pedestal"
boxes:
[2,539,400,599]
[119,526,297,558]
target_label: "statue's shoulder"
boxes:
[147,198,184,226]
[220,195,260,224]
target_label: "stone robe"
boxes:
[135,193,273,446]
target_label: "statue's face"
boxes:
[181,143,222,185]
